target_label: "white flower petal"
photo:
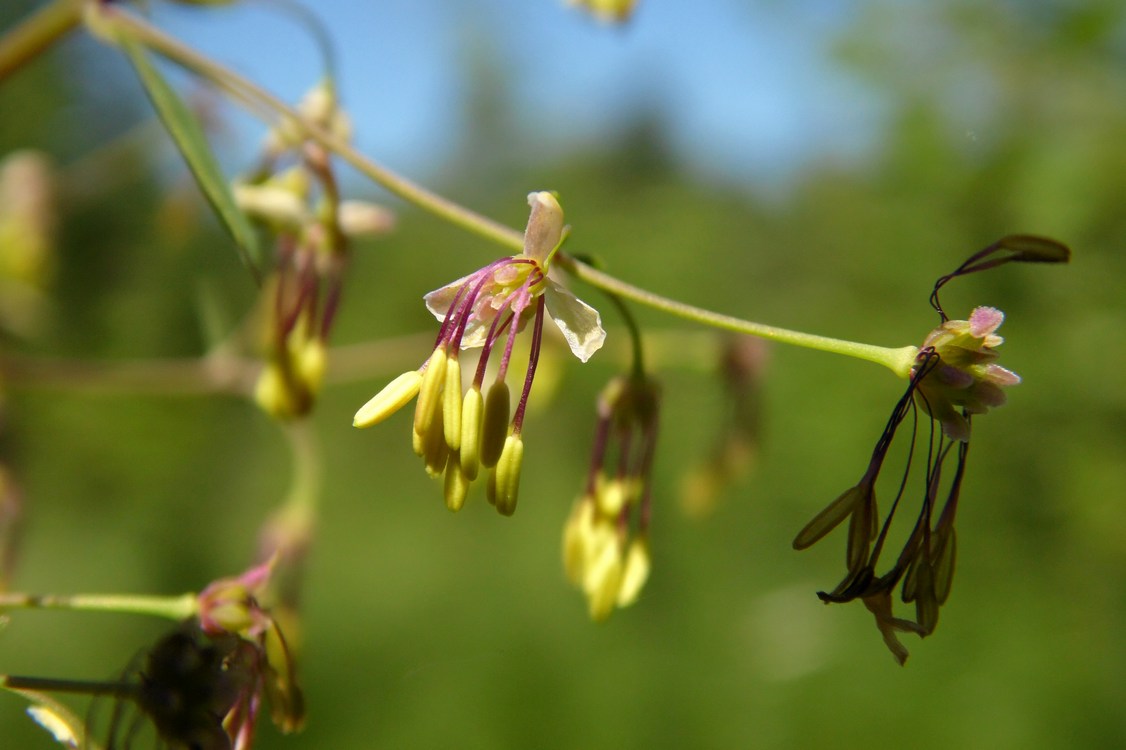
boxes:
[423,274,473,320]
[423,274,490,349]
[523,192,564,264]
[544,280,605,362]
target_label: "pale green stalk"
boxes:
[0,0,83,83]
[559,254,920,378]
[0,591,198,620]
[85,4,919,378]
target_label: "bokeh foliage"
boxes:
[1,1,1125,748]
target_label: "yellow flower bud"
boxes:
[338,200,395,238]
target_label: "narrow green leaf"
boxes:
[118,38,261,281]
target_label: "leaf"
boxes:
[118,38,261,281]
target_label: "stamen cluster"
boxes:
[563,374,660,621]
[238,82,394,420]
[354,192,606,514]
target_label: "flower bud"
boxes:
[233,182,310,232]
[338,200,395,238]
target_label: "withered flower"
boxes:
[793,235,1069,664]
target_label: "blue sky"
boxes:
[152,0,885,189]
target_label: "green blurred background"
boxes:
[2,1,1125,748]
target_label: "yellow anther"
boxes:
[492,434,524,517]
[443,355,463,451]
[353,370,422,428]
[413,348,447,436]
[444,457,470,512]
[480,380,511,468]
[459,386,484,480]
[616,538,650,608]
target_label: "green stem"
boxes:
[0,0,83,83]
[0,591,198,620]
[87,4,525,252]
[559,254,920,378]
[259,419,321,564]
[85,4,919,378]
[604,292,646,377]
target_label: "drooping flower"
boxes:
[354,191,605,514]
[792,235,1069,664]
[238,83,394,421]
[563,373,659,621]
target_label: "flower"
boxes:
[239,84,389,421]
[792,304,1024,664]
[563,373,659,620]
[420,192,605,364]
[913,306,1020,441]
[789,233,1072,664]
[197,560,305,746]
[354,192,605,514]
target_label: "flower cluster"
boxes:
[354,192,605,514]
[237,82,394,420]
[563,373,660,621]
[197,560,305,748]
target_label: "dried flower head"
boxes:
[793,235,1069,664]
